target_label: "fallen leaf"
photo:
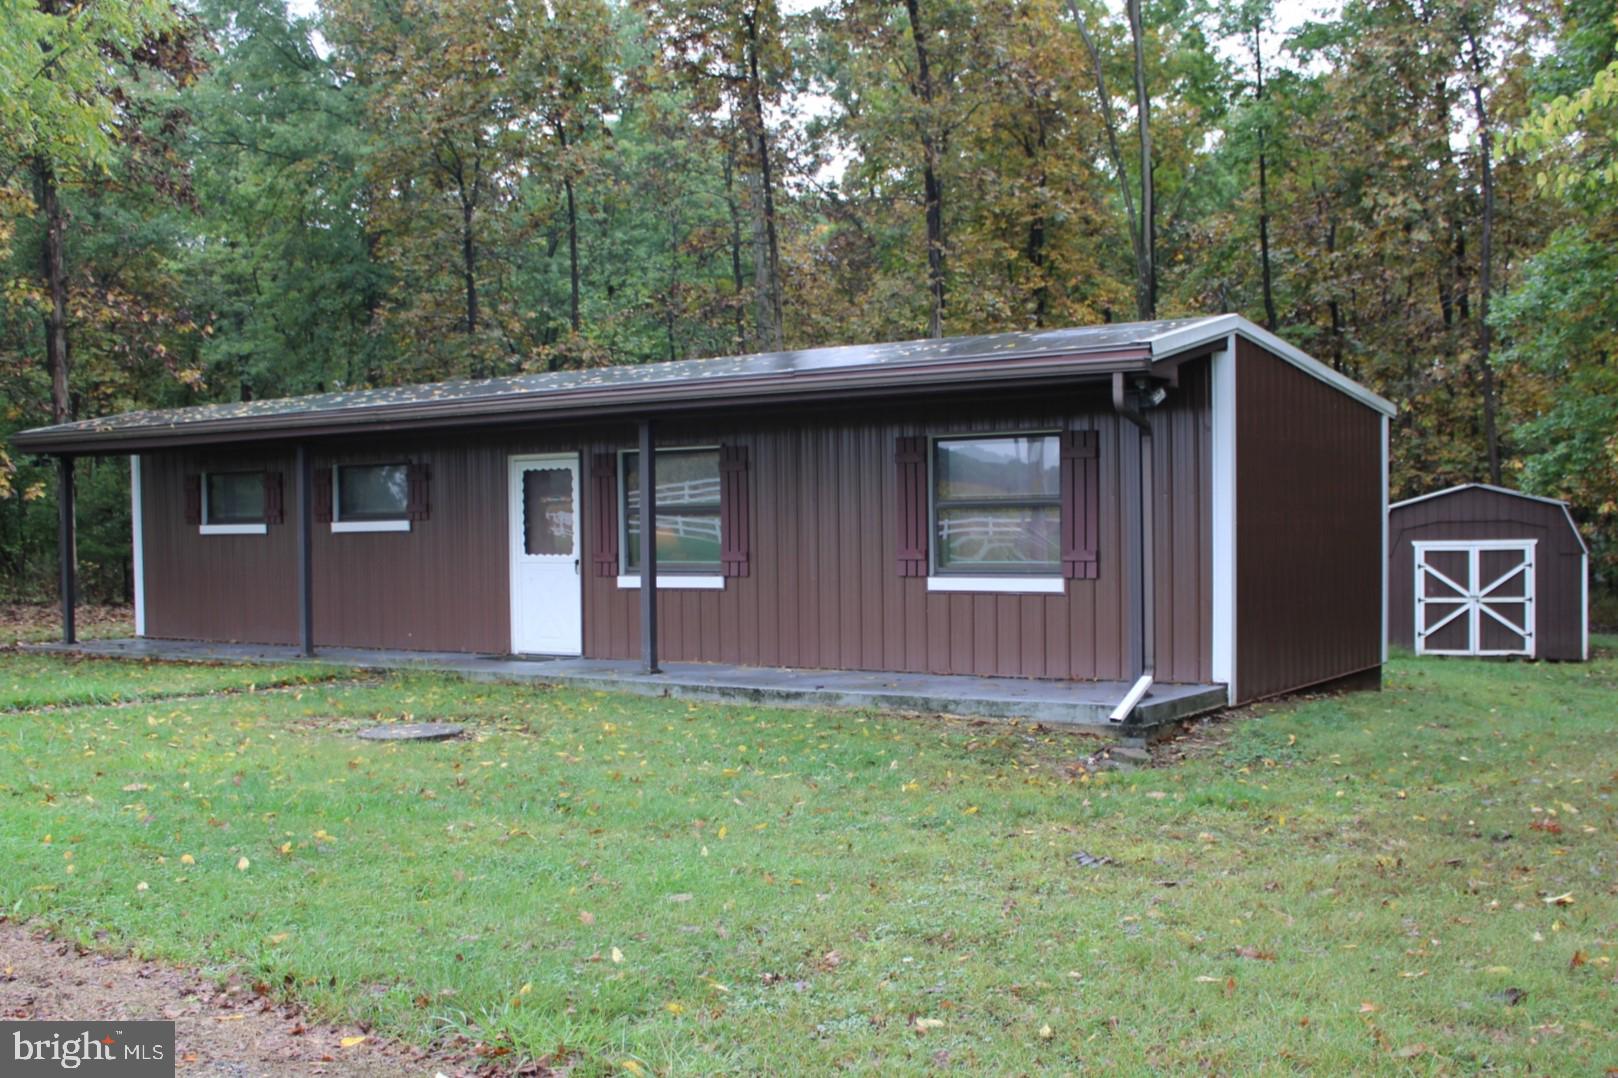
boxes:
[339,1036,366,1049]
[611,947,624,964]
[579,910,595,925]
[1544,892,1574,907]
[1360,1002,1380,1014]
[236,857,250,872]
[914,1017,944,1032]
[179,854,195,866]
[1038,1024,1054,1040]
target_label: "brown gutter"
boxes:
[1109,370,1157,723]
[12,349,1153,456]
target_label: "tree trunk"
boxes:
[904,0,946,337]
[461,196,478,336]
[564,174,581,334]
[1252,25,1276,330]
[723,145,747,352]
[1464,25,1501,484]
[1068,2,1147,321]
[557,124,582,335]
[1125,0,1155,320]
[35,157,71,423]
[743,7,784,351]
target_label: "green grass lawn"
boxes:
[1,644,1614,1074]
[0,651,348,710]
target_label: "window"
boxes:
[621,448,721,572]
[522,467,574,556]
[201,472,266,535]
[932,435,1060,574]
[334,463,410,532]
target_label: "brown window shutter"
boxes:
[183,474,202,525]
[313,468,333,523]
[1061,429,1100,579]
[406,463,431,521]
[719,444,750,577]
[895,436,928,576]
[591,453,619,577]
[263,471,284,525]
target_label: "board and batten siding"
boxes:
[136,369,1214,684]
[1387,487,1586,661]
[582,367,1212,683]
[1234,338,1384,702]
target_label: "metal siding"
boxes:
[142,449,300,645]
[1387,486,1586,661]
[140,381,1216,682]
[1235,339,1383,701]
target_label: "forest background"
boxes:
[2,0,1614,615]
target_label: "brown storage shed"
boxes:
[15,314,1394,710]
[1388,484,1589,661]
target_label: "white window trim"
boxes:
[926,575,1063,594]
[332,463,412,533]
[618,444,722,576]
[201,522,269,536]
[199,471,268,535]
[617,574,725,590]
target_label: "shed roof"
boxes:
[11,314,1394,454]
[1390,483,1588,556]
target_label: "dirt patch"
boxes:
[0,921,497,1076]
[1,603,133,645]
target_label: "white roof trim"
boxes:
[1145,313,1397,418]
[1390,483,1588,556]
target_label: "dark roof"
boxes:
[12,315,1393,453]
[1390,483,1587,555]
[14,319,1212,453]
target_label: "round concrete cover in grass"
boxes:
[356,722,464,742]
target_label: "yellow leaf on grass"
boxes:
[339,1035,366,1048]
[963,806,979,815]
[1544,892,1574,906]
[913,1017,944,1032]
[621,1061,645,1076]
[136,881,149,892]
[279,842,292,855]
[180,854,195,865]
[665,1002,684,1015]
[237,857,250,871]
[611,947,624,964]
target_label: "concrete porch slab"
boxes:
[28,638,1227,737]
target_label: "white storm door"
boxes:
[1414,540,1535,657]
[509,454,582,655]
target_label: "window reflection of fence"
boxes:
[626,514,721,543]
[939,515,1053,563]
[625,478,722,510]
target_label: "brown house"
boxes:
[1388,484,1589,661]
[15,314,1394,710]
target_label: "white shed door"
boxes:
[509,455,582,656]
[1414,540,1535,657]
